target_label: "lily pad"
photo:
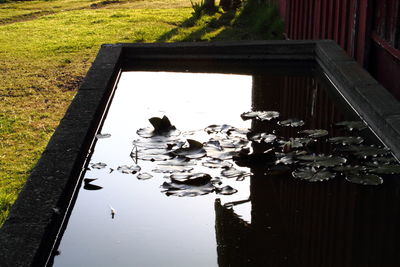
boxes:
[96,133,111,139]
[333,165,367,173]
[336,121,367,131]
[158,157,197,166]
[171,139,207,159]
[117,165,141,174]
[299,129,329,138]
[292,167,336,182]
[299,155,347,168]
[83,184,103,190]
[241,111,280,121]
[216,185,238,195]
[90,162,107,169]
[152,165,194,174]
[83,178,103,190]
[371,165,400,175]
[248,133,277,143]
[161,182,215,197]
[137,172,153,180]
[328,136,364,145]
[205,124,236,134]
[170,173,212,186]
[345,172,383,185]
[338,145,390,158]
[278,118,305,127]
[138,154,173,161]
[275,155,296,165]
[221,167,252,180]
[202,158,233,169]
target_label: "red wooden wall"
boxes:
[277,0,400,100]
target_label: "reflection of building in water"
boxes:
[214,73,400,267]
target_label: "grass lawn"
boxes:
[0,0,283,225]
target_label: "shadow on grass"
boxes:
[156,1,284,42]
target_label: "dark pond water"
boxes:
[51,69,400,267]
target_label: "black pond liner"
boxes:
[0,41,400,267]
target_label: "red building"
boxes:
[277,0,400,100]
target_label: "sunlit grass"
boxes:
[0,0,283,226]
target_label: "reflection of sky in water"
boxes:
[53,72,253,267]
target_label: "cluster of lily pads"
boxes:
[87,112,400,196]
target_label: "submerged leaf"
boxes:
[292,167,336,182]
[345,172,383,185]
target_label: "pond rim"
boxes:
[0,40,399,267]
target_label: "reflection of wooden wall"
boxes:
[214,73,400,266]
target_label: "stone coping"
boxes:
[0,41,398,267]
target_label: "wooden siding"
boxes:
[278,0,400,100]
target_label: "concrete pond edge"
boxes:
[0,40,399,267]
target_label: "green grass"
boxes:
[0,0,283,226]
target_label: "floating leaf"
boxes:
[241,111,280,121]
[278,118,305,127]
[117,165,141,174]
[84,178,98,184]
[292,167,336,182]
[90,162,107,169]
[172,139,207,159]
[216,185,238,195]
[205,124,235,134]
[158,157,197,166]
[297,154,332,161]
[137,172,153,180]
[233,148,276,167]
[333,165,367,173]
[337,145,390,158]
[299,155,347,168]
[328,136,364,145]
[248,133,277,143]
[170,173,212,186]
[96,133,111,139]
[345,172,383,185]
[202,158,233,169]
[204,140,223,151]
[149,115,174,132]
[206,149,237,161]
[138,154,173,161]
[136,127,181,138]
[275,155,296,165]
[299,129,329,138]
[83,184,103,190]
[371,165,400,175]
[161,182,215,197]
[152,165,193,174]
[336,121,367,131]
[221,167,252,180]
